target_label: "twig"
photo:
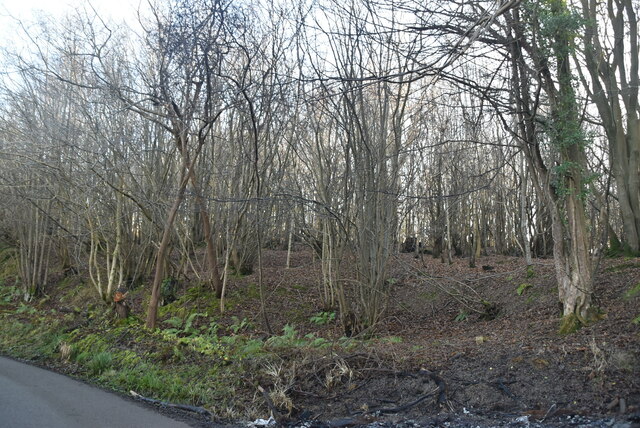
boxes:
[257,385,285,426]
[129,390,212,417]
[375,389,438,414]
[420,369,448,407]
[492,378,525,406]
[541,403,557,422]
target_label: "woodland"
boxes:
[0,0,639,426]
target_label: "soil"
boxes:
[217,249,640,427]
[3,248,640,427]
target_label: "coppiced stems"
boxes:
[17,202,53,301]
[87,186,124,303]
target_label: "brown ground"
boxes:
[3,247,640,427]
[216,248,640,427]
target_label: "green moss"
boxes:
[419,291,438,301]
[526,265,536,278]
[275,287,292,296]
[558,307,604,335]
[72,332,109,354]
[558,313,582,335]
[517,283,533,296]
[159,285,220,319]
[245,283,260,299]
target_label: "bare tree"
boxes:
[575,0,640,254]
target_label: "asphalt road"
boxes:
[0,356,192,428]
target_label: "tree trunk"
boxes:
[188,170,223,296]
[519,157,533,267]
[507,2,596,331]
[578,0,640,252]
[146,170,189,329]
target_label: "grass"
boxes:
[0,291,355,420]
[88,351,113,375]
[0,257,368,421]
[0,308,255,412]
[624,283,640,300]
[0,247,18,283]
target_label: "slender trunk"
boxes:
[285,215,293,269]
[469,207,479,268]
[146,169,190,329]
[445,198,453,265]
[188,170,223,296]
[520,158,533,266]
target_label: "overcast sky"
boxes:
[0,0,142,48]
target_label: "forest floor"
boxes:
[0,247,639,427]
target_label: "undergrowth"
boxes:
[0,282,356,420]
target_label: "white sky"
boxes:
[0,0,142,46]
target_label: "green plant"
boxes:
[304,333,330,348]
[88,351,113,375]
[162,312,205,337]
[526,265,536,278]
[244,283,260,299]
[182,312,203,335]
[382,336,403,344]
[624,283,640,300]
[36,331,68,358]
[75,351,91,363]
[517,283,533,296]
[238,339,264,356]
[454,310,469,322]
[229,316,251,333]
[267,324,302,348]
[160,277,178,305]
[140,367,164,392]
[16,303,36,314]
[205,320,220,338]
[309,311,335,325]
[0,285,19,305]
[265,325,332,349]
[632,315,640,325]
[0,248,18,283]
[164,315,182,327]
